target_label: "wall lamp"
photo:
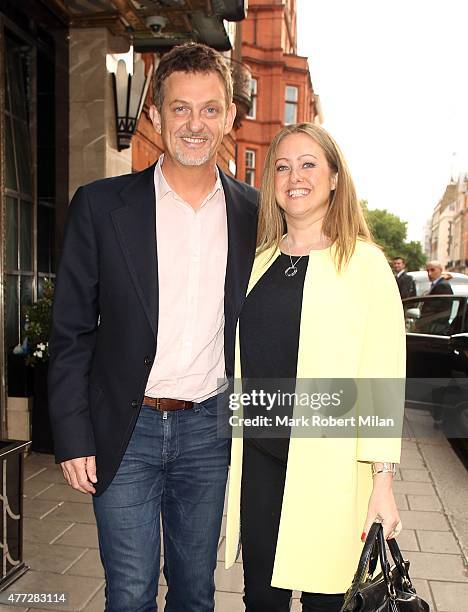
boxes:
[107,47,153,151]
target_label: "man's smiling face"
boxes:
[150,70,236,167]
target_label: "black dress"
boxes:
[238,253,345,612]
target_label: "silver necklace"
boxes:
[284,235,304,277]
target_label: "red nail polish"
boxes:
[361,532,366,542]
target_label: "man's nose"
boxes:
[187,113,204,132]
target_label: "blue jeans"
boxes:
[93,395,230,612]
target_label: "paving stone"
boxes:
[407,494,442,511]
[36,484,93,505]
[217,538,242,563]
[23,541,86,574]
[0,570,103,611]
[214,560,244,593]
[215,590,243,611]
[0,607,28,611]
[400,469,431,483]
[81,586,104,612]
[29,467,68,484]
[24,466,48,481]
[429,581,468,611]
[400,452,426,469]
[66,549,104,578]
[395,493,409,510]
[23,499,62,520]
[23,480,54,499]
[23,518,74,545]
[399,510,450,531]
[47,502,95,524]
[397,529,419,552]
[392,481,437,496]
[402,551,468,582]
[410,579,435,609]
[156,586,168,609]
[417,531,461,554]
[401,439,418,449]
[54,524,99,549]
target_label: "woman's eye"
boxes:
[276,165,289,172]
[303,162,316,168]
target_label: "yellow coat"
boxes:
[225,240,406,593]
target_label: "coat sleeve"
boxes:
[48,186,99,463]
[356,248,407,463]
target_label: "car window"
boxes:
[404,298,463,335]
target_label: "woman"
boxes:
[225,123,406,611]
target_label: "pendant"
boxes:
[285,266,298,277]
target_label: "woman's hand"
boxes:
[361,472,401,541]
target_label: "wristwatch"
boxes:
[371,462,396,477]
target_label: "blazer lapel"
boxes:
[221,171,258,375]
[111,164,158,339]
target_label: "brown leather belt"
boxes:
[143,396,194,412]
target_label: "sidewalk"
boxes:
[0,407,466,611]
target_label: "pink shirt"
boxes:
[145,156,228,402]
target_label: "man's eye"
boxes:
[174,106,188,113]
[205,107,218,114]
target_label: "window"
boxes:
[4,33,35,351]
[247,77,257,120]
[245,149,256,186]
[285,85,298,124]
[404,297,463,336]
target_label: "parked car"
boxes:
[403,295,468,445]
[407,270,468,296]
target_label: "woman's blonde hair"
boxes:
[257,123,372,271]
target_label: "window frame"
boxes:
[245,148,256,187]
[284,84,299,125]
[246,77,258,120]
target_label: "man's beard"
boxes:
[174,134,213,166]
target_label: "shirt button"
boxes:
[131,400,138,408]
[144,357,152,365]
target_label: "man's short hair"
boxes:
[152,43,233,111]
[393,256,405,263]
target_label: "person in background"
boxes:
[426,260,454,295]
[225,123,405,612]
[48,43,258,612]
[393,256,416,298]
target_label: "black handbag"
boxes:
[340,522,430,611]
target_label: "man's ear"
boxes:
[224,102,237,135]
[149,104,162,134]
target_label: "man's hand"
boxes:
[60,456,97,494]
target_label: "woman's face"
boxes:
[274,132,336,222]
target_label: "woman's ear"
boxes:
[331,174,338,190]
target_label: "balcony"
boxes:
[227,59,252,128]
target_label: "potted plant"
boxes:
[21,279,54,453]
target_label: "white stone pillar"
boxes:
[69,28,132,199]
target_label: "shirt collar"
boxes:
[154,154,222,206]
[397,269,406,278]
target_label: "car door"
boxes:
[403,296,466,408]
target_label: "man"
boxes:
[48,43,258,611]
[392,256,416,299]
[426,260,454,296]
[418,261,454,334]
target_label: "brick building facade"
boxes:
[236,0,320,188]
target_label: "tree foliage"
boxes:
[360,201,426,271]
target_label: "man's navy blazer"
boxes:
[48,163,258,495]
